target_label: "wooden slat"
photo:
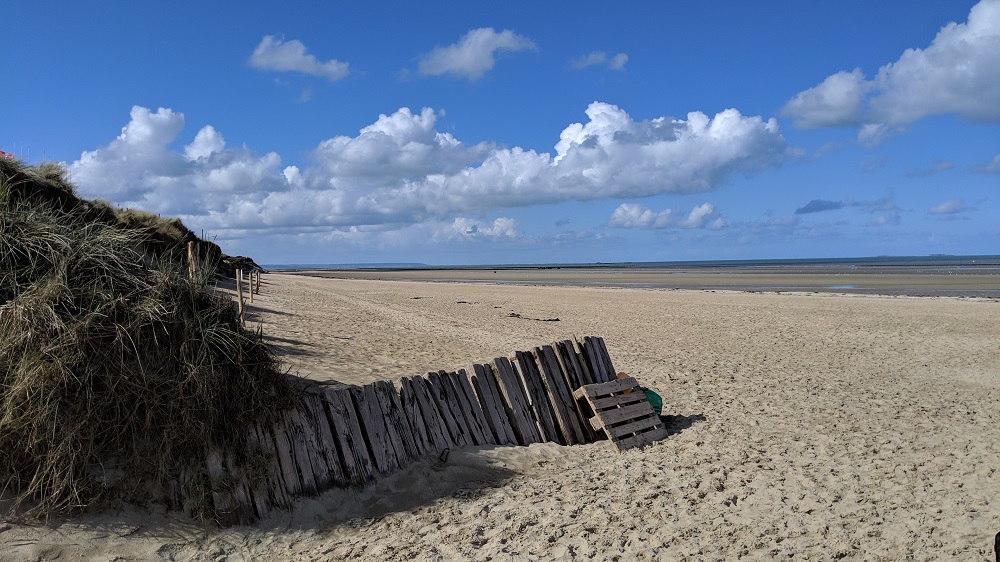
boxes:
[554,340,585,390]
[301,392,349,488]
[595,337,618,380]
[249,424,291,510]
[580,336,606,382]
[204,444,241,526]
[589,401,655,428]
[448,370,492,446]
[585,391,647,411]
[427,371,471,448]
[407,375,454,454]
[470,363,518,446]
[284,409,320,495]
[398,376,432,457]
[534,345,587,445]
[611,426,668,452]
[242,427,272,519]
[604,414,664,440]
[323,387,375,485]
[573,377,643,399]
[289,406,332,492]
[570,338,596,386]
[351,385,400,475]
[268,417,303,496]
[223,449,257,524]
[512,351,562,443]
[373,379,420,464]
[491,357,543,445]
[553,340,595,441]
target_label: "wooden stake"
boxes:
[236,269,245,322]
[186,241,200,280]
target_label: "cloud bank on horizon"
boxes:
[35,1,999,263]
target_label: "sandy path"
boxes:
[4,275,999,561]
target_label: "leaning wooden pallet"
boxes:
[572,377,668,453]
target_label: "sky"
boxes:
[3,1,999,265]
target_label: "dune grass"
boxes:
[0,158,296,519]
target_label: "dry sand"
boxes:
[4,274,999,561]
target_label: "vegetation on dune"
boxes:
[0,158,295,519]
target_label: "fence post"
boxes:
[187,241,198,280]
[236,268,245,322]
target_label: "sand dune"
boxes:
[4,274,999,561]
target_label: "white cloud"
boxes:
[975,154,1000,173]
[608,202,726,230]
[69,102,784,237]
[418,28,536,80]
[68,106,289,215]
[435,217,522,242]
[929,199,970,214]
[571,51,628,71]
[782,69,867,128]
[249,35,349,81]
[783,0,1000,131]
[184,125,225,160]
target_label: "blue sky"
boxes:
[4,1,998,265]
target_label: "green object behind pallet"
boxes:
[638,386,663,416]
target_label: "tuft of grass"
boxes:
[0,159,296,519]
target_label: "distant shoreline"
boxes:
[274,257,1000,298]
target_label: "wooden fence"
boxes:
[176,336,624,525]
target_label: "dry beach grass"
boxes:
[4,273,999,560]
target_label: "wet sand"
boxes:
[286,265,1000,297]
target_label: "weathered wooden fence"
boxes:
[176,336,634,525]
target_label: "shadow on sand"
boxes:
[660,413,706,437]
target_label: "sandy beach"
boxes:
[4,274,999,561]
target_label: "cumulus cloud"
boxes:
[929,199,970,214]
[782,69,867,129]
[608,202,726,230]
[571,51,628,71]
[417,27,536,80]
[69,102,785,236]
[783,0,1000,134]
[68,106,290,215]
[435,217,522,242]
[249,35,349,81]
